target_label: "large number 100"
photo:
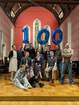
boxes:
[22,27,63,45]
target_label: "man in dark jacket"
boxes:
[17,46,24,69]
[28,43,36,59]
[55,45,62,80]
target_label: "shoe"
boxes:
[39,83,44,87]
[69,80,75,85]
[32,84,36,88]
[28,85,32,89]
[45,78,50,81]
[51,79,54,83]
[60,82,64,85]
[60,80,64,84]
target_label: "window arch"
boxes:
[33,19,41,48]
[44,25,51,46]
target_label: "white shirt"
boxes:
[13,50,17,58]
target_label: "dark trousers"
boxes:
[29,76,39,87]
[57,60,62,80]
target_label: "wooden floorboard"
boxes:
[0,74,79,96]
[0,74,79,103]
[0,102,79,105]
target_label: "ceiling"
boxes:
[0,0,78,25]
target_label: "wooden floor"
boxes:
[0,74,79,104]
[0,102,79,105]
[0,74,79,97]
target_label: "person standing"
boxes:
[9,44,17,81]
[60,43,74,84]
[17,46,24,69]
[28,43,36,59]
[55,45,62,80]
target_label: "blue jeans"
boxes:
[57,60,62,79]
[60,61,73,84]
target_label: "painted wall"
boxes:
[0,7,14,59]
[60,6,79,61]
[15,6,58,50]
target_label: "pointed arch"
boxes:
[33,18,41,48]
[44,25,51,46]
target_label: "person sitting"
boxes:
[45,50,56,83]
[13,65,32,90]
[35,50,45,80]
[21,50,44,88]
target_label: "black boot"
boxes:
[39,82,44,87]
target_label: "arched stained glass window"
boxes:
[33,19,41,49]
[43,25,51,48]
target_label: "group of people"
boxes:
[8,42,74,90]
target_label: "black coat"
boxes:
[29,48,36,59]
[8,50,13,60]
